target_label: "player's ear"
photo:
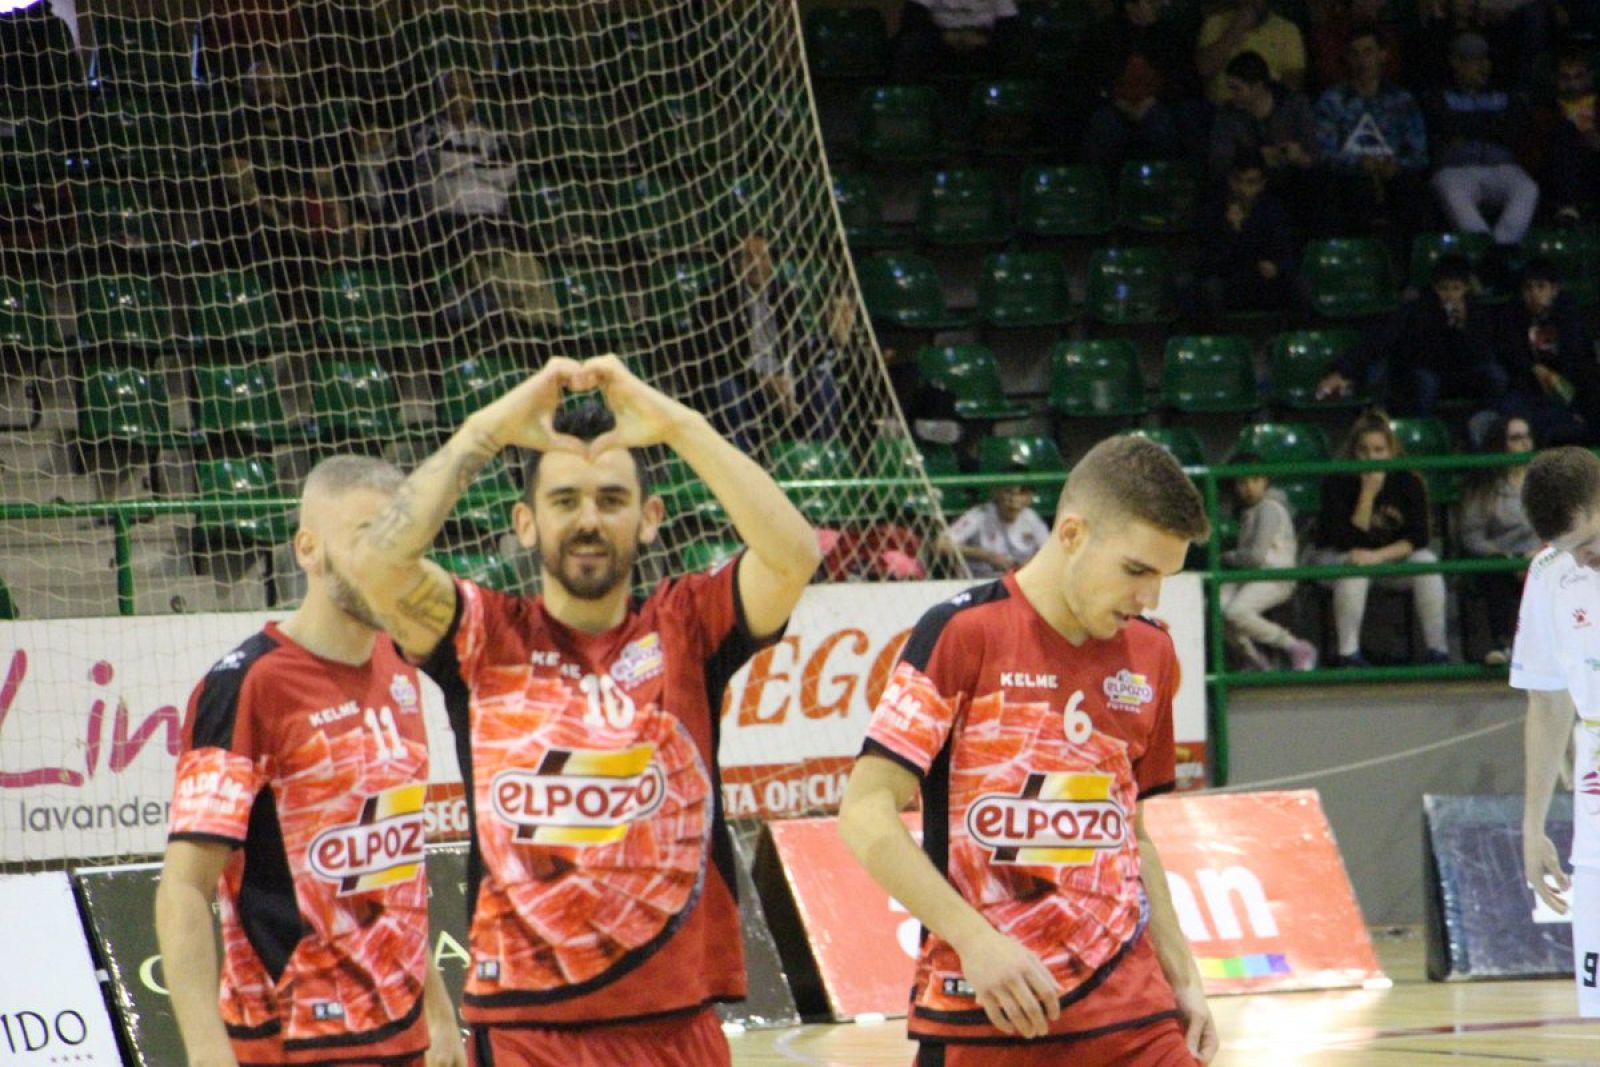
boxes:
[292,526,321,573]
[1056,512,1087,554]
[638,494,665,546]
[512,500,538,550]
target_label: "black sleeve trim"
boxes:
[168,831,244,849]
[1138,781,1177,801]
[417,578,468,683]
[859,738,926,780]
[191,631,277,750]
[899,580,1008,672]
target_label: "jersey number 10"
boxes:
[580,673,638,730]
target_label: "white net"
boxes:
[0,1,955,869]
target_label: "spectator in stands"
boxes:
[1314,25,1430,243]
[1309,0,1404,90]
[889,0,1021,82]
[1548,49,1600,224]
[1496,258,1600,444]
[1221,454,1318,671]
[1188,148,1303,323]
[1196,0,1308,103]
[330,101,412,262]
[1416,0,1495,89]
[1425,32,1539,249]
[1085,0,1203,100]
[1458,414,1539,665]
[413,69,519,271]
[1082,0,1206,162]
[1081,54,1183,176]
[1307,409,1450,667]
[937,479,1051,578]
[1209,50,1320,216]
[1318,253,1508,416]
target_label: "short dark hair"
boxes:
[1060,435,1210,542]
[1523,447,1600,541]
[1430,252,1473,286]
[1225,50,1271,86]
[1521,256,1562,286]
[521,400,650,502]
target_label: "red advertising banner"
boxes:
[760,791,1384,1020]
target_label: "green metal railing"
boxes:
[0,450,1532,784]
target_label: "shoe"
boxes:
[1483,648,1509,667]
[1332,651,1369,668]
[1287,639,1318,672]
[1421,649,1452,666]
[1234,643,1272,672]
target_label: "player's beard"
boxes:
[322,549,385,631]
[543,527,638,600]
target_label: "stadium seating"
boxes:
[866,435,947,518]
[1303,237,1399,318]
[644,261,718,337]
[856,85,943,161]
[551,268,641,342]
[437,550,522,592]
[450,457,520,539]
[511,176,597,251]
[1117,160,1200,234]
[858,253,975,329]
[78,275,177,354]
[968,80,1045,157]
[1163,335,1260,414]
[1270,329,1366,410]
[436,355,521,433]
[916,344,1030,420]
[191,269,290,355]
[771,438,858,524]
[1123,426,1206,466]
[1084,246,1175,325]
[1049,339,1149,418]
[831,174,895,248]
[979,433,1065,474]
[1522,226,1598,307]
[1389,415,1459,505]
[679,540,743,573]
[978,252,1074,328]
[1232,422,1332,517]
[309,360,407,443]
[317,267,425,350]
[192,457,293,548]
[1017,165,1111,237]
[1408,231,1500,299]
[803,8,888,80]
[190,362,314,447]
[916,168,1009,245]
[0,279,58,351]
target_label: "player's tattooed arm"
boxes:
[364,425,499,559]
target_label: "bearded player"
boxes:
[839,435,1219,1066]
[156,456,464,1067]
[346,356,820,1066]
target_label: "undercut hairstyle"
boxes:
[1523,447,1600,542]
[1225,50,1271,87]
[1338,408,1403,459]
[302,454,404,502]
[1059,435,1210,542]
[522,400,650,502]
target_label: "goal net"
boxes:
[0,0,955,869]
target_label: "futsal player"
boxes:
[156,457,465,1067]
[839,435,1220,1066]
[1512,446,1600,1016]
[345,356,820,1066]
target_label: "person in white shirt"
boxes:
[1221,456,1317,671]
[938,480,1051,577]
[1511,445,1600,1016]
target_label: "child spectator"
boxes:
[1458,415,1539,665]
[1189,149,1303,323]
[1307,410,1450,667]
[1496,259,1600,445]
[1222,454,1318,670]
[938,482,1051,578]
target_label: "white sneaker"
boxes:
[1484,648,1509,667]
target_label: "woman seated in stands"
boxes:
[1458,415,1540,666]
[1306,409,1451,667]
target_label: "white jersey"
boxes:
[945,502,1051,578]
[1510,546,1600,868]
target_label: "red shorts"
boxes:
[468,1007,730,1067]
[914,1015,1199,1067]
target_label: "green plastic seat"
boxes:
[1015,0,1091,76]
[804,8,888,79]
[1269,329,1366,409]
[866,435,947,518]
[609,175,699,253]
[1122,426,1205,466]
[318,268,424,349]
[771,439,858,525]
[1231,422,1331,517]
[833,174,894,248]
[88,102,190,177]
[496,9,564,77]
[655,453,728,528]
[1049,339,1149,418]
[979,433,1065,474]
[551,267,641,342]
[916,344,1030,420]
[1117,160,1200,233]
[193,458,292,546]
[1303,238,1399,318]
[857,254,975,329]
[510,177,597,250]
[77,276,175,351]
[80,182,169,252]
[1017,165,1112,237]
[191,362,314,444]
[526,93,622,165]
[0,280,59,350]
[724,174,772,233]
[1163,335,1260,414]
[679,540,743,573]
[191,270,288,353]
[436,356,521,432]
[437,551,522,593]
[1084,246,1175,325]
[78,365,184,447]
[451,457,519,538]
[644,261,718,337]
[1521,227,1599,307]
[979,252,1074,328]
[310,360,406,441]
[917,169,1009,245]
[87,15,191,92]
[1388,415,1458,504]
[645,90,718,167]
[1408,231,1499,297]
[856,85,942,161]
[968,80,1045,157]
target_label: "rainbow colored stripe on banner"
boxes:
[1197,953,1291,979]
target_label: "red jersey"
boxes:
[167,622,431,1066]
[420,556,769,1027]
[861,575,1181,1048]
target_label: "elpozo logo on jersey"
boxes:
[1102,669,1154,710]
[490,744,666,846]
[965,771,1127,866]
[307,783,427,895]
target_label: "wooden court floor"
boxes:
[727,929,1599,1066]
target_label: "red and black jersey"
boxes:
[420,555,772,1028]
[861,574,1181,1048]
[168,622,432,1066]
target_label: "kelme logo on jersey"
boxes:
[307,782,427,895]
[610,633,665,687]
[965,771,1127,865]
[1102,669,1154,710]
[490,744,666,846]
